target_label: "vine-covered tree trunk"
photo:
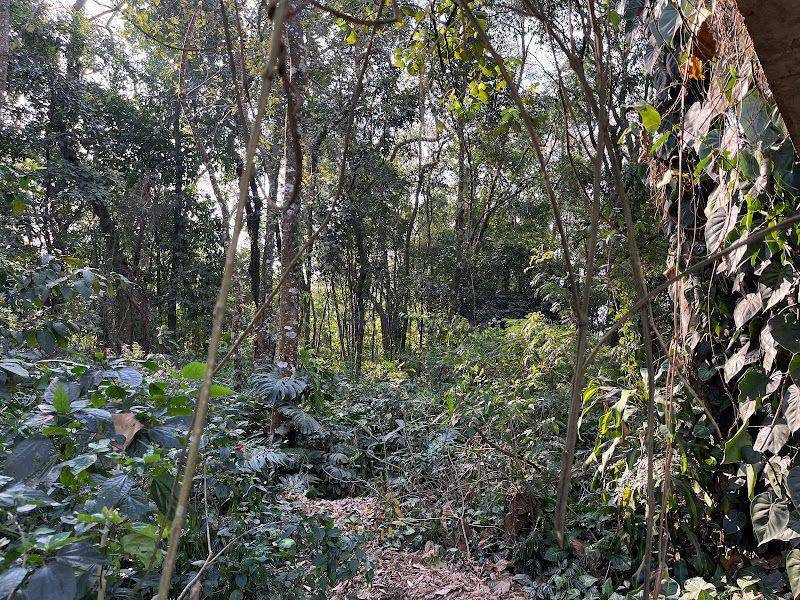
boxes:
[275,0,306,374]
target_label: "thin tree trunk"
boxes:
[0,0,9,115]
[275,0,306,374]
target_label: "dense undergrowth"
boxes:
[4,259,792,599]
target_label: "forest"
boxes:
[2,0,800,597]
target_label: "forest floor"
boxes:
[289,495,528,599]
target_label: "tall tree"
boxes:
[275,0,307,374]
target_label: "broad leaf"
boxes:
[733,292,762,329]
[754,421,790,454]
[738,368,770,402]
[634,103,661,133]
[0,566,27,597]
[181,362,206,381]
[3,436,56,482]
[25,562,76,600]
[769,314,800,353]
[56,542,105,568]
[723,425,753,464]
[751,492,790,545]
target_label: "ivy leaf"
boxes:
[181,362,206,381]
[769,313,800,353]
[751,492,790,546]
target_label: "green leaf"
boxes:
[346,29,356,45]
[25,563,76,600]
[3,436,57,482]
[150,474,176,517]
[12,197,27,216]
[722,425,752,464]
[751,491,790,545]
[769,314,800,353]
[181,362,206,381]
[633,103,662,133]
[0,566,27,597]
[209,384,236,398]
[738,368,770,402]
[52,384,71,414]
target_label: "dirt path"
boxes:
[290,495,528,600]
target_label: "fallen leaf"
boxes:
[113,412,143,449]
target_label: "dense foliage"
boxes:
[3,0,800,598]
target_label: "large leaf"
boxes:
[150,474,176,517]
[705,203,739,254]
[649,0,680,46]
[0,566,27,597]
[24,562,76,600]
[738,368,770,402]
[111,366,143,388]
[789,467,800,510]
[769,313,800,353]
[722,425,753,464]
[52,383,71,414]
[633,103,661,133]
[278,405,323,435]
[724,342,758,383]
[754,420,790,454]
[0,359,30,378]
[733,292,762,329]
[3,436,56,483]
[95,474,150,520]
[751,492,790,545]
[249,369,307,404]
[181,361,206,381]
[56,542,105,568]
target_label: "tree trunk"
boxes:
[168,102,185,334]
[254,113,282,360]
[0,0,9,115]
[736,0,800,148]
[275,1,306,374]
